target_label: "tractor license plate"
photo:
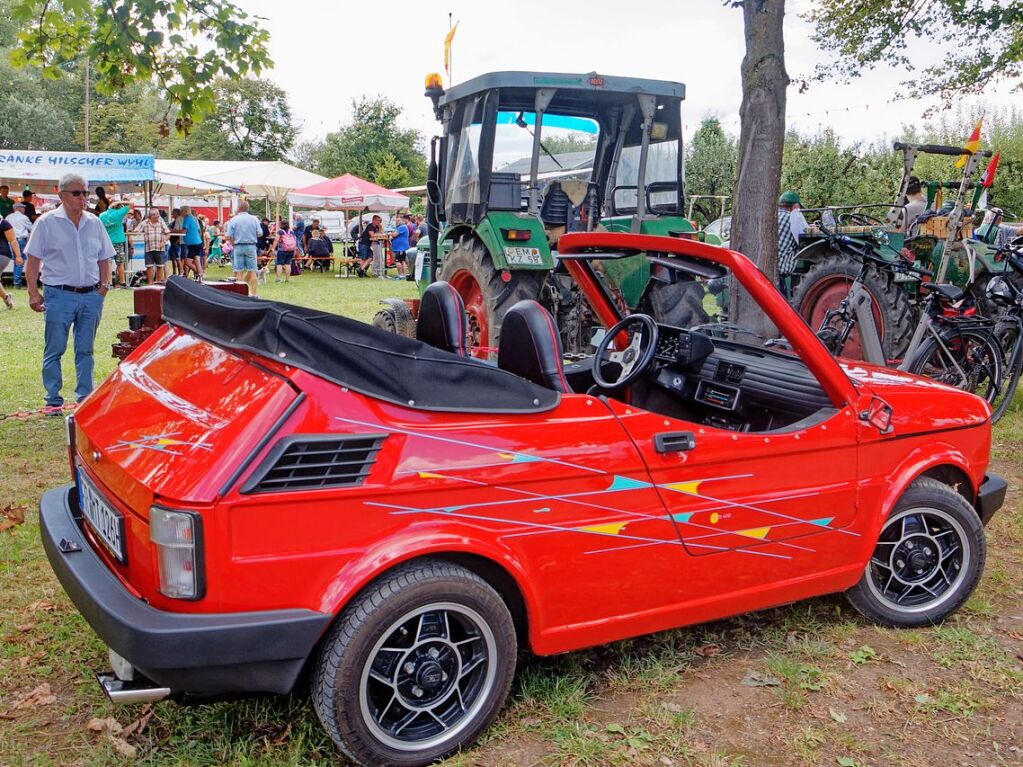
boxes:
[894,272,918,283]
[503,246,543,266]
[78,471,126,563]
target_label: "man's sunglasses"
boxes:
[63,190,89,197]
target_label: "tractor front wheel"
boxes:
[439,237,544,359]
[793,252,915,361]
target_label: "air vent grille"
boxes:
[244,434,385,493]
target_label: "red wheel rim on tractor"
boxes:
[799,275,885,361]
[448,269,492,359]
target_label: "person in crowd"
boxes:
[306,226,332,268]
[225,200,262,296]
[416,214,428,242]
[356,215,383,277]
[304,217,322,254]
[167,208,184,276]
[257,217,271,256]
[208,219,223,265]
[269,221,299,282]
[21,189,38,222]
[0,185,14,218]
[389,213,412,280]
[777,190,807,298]
[93,186,110,214]
[0,213,24,308]
[180,205,203,280]
[99,195,133,288]
[293,214,306,260]
[24,172,115,415]
[901,177,927,235]
[135,208,170,284]
[6,201,33,288]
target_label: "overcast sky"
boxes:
[244,0,1010,154]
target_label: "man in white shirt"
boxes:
[24,173,115,415]
[5,201,32,287]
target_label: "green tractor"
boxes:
[374,70,704,357]
[790,141,1005,360]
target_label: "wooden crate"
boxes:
[917,215,973,239]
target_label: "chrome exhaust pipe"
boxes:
[97,671,171,704]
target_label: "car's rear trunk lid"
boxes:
[75,325,299,506]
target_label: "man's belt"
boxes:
[45,284,98,293]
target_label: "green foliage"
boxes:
[162,78,296,160]
[541,132,598,156]
[8,0,271,132]
[309,96,427,187]
[808,1,1023,103]
[685,117,738,224]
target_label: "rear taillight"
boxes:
[65,415,76,481]
[149,507,205,600]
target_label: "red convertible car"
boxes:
[42,232,1004,766]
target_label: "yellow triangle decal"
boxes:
[663,481,703,495]
[737,527,771,540]
[578,523,627,535]
[418,471,446,479]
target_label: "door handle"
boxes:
[654,431,696,453]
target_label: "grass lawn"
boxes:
[1,268,1021,766]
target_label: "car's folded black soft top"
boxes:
[162,278,560,413]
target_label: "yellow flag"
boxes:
[955,119,983,169]
[444,22,459,76]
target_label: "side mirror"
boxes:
[426,180,442,206]
[861,396,894,434]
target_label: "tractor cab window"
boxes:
[612,138,681,215]
[446,106,485,224]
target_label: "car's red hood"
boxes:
[841,360,991,435]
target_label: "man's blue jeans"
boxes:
[42,286,105,407]
[12,238,27,286]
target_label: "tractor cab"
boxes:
[397,71,698,358]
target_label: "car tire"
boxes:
[846,477,985,628]
[312,559,517,767]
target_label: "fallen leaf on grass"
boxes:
[16,622,36,633]
[741,670,781,687]
[0,504,26,533]
[28,600,56,612]
[829,708,848,724]
[18,652,45,668]
[105,734,137,758]
[88,717,123,735]
[695,644,721,658]
[120,705,154,738]
[11,683,57,709]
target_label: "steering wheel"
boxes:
[592,314,660,389]
[838,211,886,228]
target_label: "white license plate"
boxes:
[503,246,544,266]
[78,471,126,563]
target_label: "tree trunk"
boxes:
[729,0,789,336]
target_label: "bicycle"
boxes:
[982,238,1023,422]
[812,222,1003,406]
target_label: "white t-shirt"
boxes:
[25,206,115,288]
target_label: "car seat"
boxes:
[416,281,468,357]
[497,300,571,393]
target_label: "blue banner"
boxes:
[0,150,155,183]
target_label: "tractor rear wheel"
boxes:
[643,280,710,328]
[793,252,915,361]
[439,237,544,359]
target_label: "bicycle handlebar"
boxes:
[893,141,993,159]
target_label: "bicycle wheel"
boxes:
[905,326,1003,404]
[990,319,1023,423]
